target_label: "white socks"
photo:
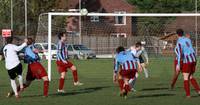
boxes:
[144,68,149,78]
[129,77,137,89]
[18,75,23,89]
[10,80,18,96]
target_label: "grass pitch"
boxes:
[0,57,200,105]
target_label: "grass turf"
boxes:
[0,57,200,105]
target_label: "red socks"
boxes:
[44,81,49,96]
[72,70,78,82]
[59,78,65,90]
[190,78,200,93]
[124,84,131,93]
[118,79,124,92]
[184,80,190,97]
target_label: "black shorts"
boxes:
[7,63,23,80]
[139,55,145,63]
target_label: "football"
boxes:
[80,8,88,16]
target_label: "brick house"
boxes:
[66,0,135,37]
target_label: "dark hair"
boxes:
[176,29,184,36]
[135,42,142,48]
[116,46,125,53]
[27,37,34,45]
[57,32,66,40]
[6,37,13,44]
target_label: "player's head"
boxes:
[135,42,142,51]
[58,32,67,41]
[176,29,184,37]
[116,46,125,54]
[185,33,190,38]
[5,37,13,44]
[27,37,34,45]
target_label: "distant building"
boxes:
[67,0,136,37]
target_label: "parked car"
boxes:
[66,44,96,59]
[34,43,57,60]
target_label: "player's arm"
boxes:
[57,42,68,63]
[113,58,119,83]
[14,39,27,51]
[175,42,182,70]
[143,49,149,64]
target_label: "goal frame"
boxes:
[48,12,200,81]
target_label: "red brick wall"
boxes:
[67,0,135,36]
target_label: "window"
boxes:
[114,11,126,25]
[43,44,57,50]
[67,45,73,51]
[110,33,127,38]
[90,16,99,22]
[34,44,43,51]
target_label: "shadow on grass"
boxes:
[23,86,111,98]
[141,87,169,91]
[134,93,175,98]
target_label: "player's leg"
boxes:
[10,79,18,98]
[33,62,49,97]
[16,63,24,91]
[58,71,66,93]
[183,72,190,98]
[141,63,149,78]
[70,65,83,86]
[117,73,124,94]
[123,77,131,98]
[189,75,200,94]
[129,71,138,92]
[171,59,180,89]
[56,61,67,93]
[6,68,33,98]
[42,76,49,97]
[7,66,20,98]
[189,62,200,95]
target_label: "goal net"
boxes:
[35,12,200,80]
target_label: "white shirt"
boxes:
[3,43,27,70]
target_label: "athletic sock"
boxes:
[184,80,190,97]
[10,80,18,96]
[18,75,23,89]
[72,70,78,82]
[190,78,200,93]
[124,84,131,93]
[118,79,124,92]
[143,68,149,78]
[128,78,136,89]
[44,81,49,96]
[59,78,65,90]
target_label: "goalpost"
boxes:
[47,12,200,81]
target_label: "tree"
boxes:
[127,0,200,36]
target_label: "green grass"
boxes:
[1,57,200,105]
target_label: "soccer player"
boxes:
[3,37,27,98]
[56,32,83,93]
[138,42,149,78]
[128,42,142,91]
[7,38,49,97]
[113,46,141,98]
[175,29,200,98]
[129,42,148,78]
[171,33,191,89]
